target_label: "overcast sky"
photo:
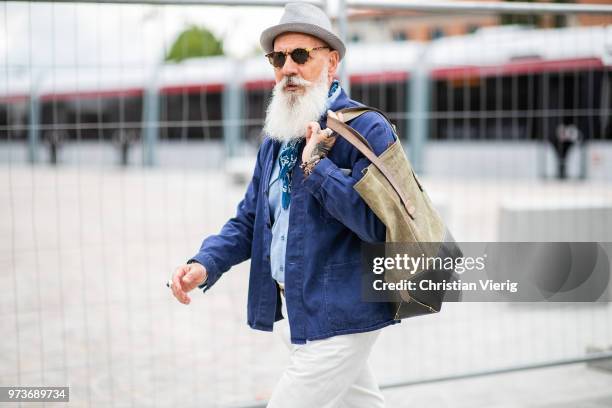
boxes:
[1,1,291,71]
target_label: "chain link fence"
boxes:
[1,1,612,407]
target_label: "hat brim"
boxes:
[260,22,346,60]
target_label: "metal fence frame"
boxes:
[4,1,612,405]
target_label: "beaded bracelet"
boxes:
[300,154,324,177]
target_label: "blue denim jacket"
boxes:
[189,88,401,344]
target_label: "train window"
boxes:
[431,65,610,142]
[432,74,518,140]
[392,31,408,42]
[0,105,6,140]
[430,27,445,40]
[244,87,272,143]
[0,100,28,141]
[39,94,143,142]
[350,79,407,139]
[159,90,223,141]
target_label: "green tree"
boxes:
[165,25,223,63]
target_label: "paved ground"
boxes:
[1,163,612,407]
[381,364,612,408]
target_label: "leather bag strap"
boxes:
[326,110,416,219]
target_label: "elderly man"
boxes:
[170,2,398,407]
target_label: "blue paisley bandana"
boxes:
[278,138,301,210]
[328,80,339,98]
[278,80,340,209]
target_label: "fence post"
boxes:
[27,93,40,164]
[407,46,431,174]
[223,61,244,159]
[27,72,44,164]
[142,65,160,167]
[336,0,350,95]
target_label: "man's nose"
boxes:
[280,54,299,76]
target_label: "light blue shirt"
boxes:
[268,82,342,284]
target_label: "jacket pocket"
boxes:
[323,260,387,330]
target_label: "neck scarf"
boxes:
[278,138,301,210]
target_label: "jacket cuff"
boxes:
[187,253,220,293]
[301,157,337,195]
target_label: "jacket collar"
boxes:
[327,86,351,113]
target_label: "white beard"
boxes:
[263,65,329,142]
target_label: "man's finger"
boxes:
[322,128,333,138]
[172,267,188,303]
[182,270,198,288]
[308,122,320,134]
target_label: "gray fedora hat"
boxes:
[260,2,346,60]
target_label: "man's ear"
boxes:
[327,50,340,79]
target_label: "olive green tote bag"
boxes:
[327,106,463,320]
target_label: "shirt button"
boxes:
[281,235,285,241]
[280,266,284,272]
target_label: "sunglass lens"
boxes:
[275,53,287,68]
[291,48,309,64]
[270,52,286,68]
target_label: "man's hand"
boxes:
[170,262,207,305]
[302,110,344,163]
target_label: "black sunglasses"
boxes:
[265,46,330,68]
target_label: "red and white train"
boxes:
[1,24,610,145]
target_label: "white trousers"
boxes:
[267,293,386,408]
